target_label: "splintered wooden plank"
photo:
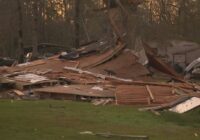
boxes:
[0,77,15,85]
[0,77,16,89]
[12,89,25,96]
[146,85,155,102]
[16,60,46,68]
[143,42,181,78]
[15,80,59,90]
[79,42,125,69]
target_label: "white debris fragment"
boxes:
[79,131,94,135]
[17,62,31,67]
[185,58,200,73]
[169,97,200,114]
[91,86,103,91]
[14,73,48,83]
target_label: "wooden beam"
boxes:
[146,85,155,102]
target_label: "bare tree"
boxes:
[74,0,81,48]
[17,0,24,62]
[32,1,39,58]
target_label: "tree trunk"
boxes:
[32,1,39,59]
[74,0,80,49]
[63,0,67,21]
[17,0,24,63]
[178,0,188,37]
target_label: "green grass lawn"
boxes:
[0,100,199,140]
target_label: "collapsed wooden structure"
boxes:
[0,5,199,113]
[0,39,200,113]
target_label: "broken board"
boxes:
[169,97,200,113]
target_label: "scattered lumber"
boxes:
[0,36,199,111]
[64,66,198,96]
[112,80,196,92]
[64,66,133,83]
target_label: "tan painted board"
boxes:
[169,97,200,114]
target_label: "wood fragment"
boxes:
[150,110,161,116]
[84,42,126,68]
[146,85,155,102]
[64,66,133,82]
[12,89,25,96]
[143,42,181,78]
[75,61,80,68]
[64,66,198,93]
[115,90,118,105]
[147,97,151,105]
[17,60,45,68]
[112,80,196,91]
[80,131,149,140]
[95,132,149,140]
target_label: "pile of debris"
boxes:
[1,4,200,113]
[0,38,200,114]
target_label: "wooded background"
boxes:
[0,0,199,60]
